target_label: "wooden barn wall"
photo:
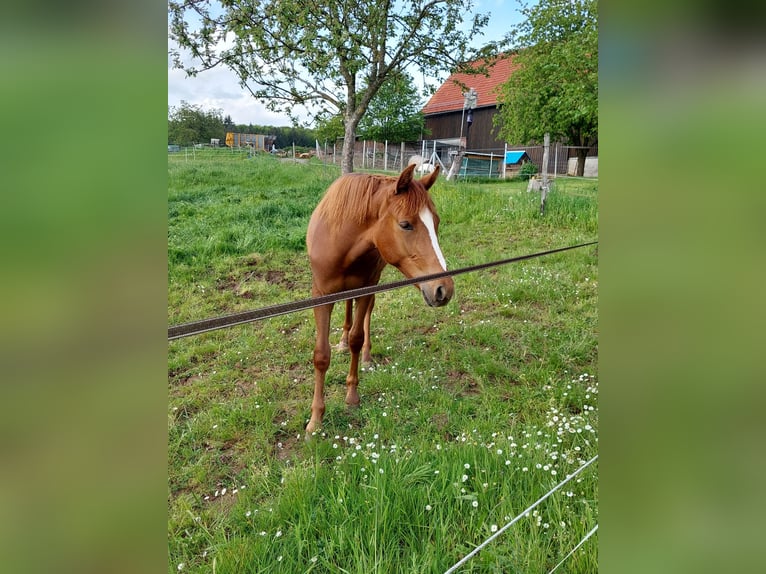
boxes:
[425,107,599,163]
[424,107,505,151]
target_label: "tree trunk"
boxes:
[341,113,362,174]
[575,147,588,177]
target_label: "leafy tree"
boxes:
[314,71,426,149]
[314,112,346,146]
[169,0,498,173]
[358,71,426,143]
[168,101,225,146]
[271,126,315,149]
[223,114,235,134]
[495,0,597,176]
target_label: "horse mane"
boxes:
[315,172,435,230]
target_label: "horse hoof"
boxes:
[335,341,349,352]
[305,420,321,436]
[345,395,361,409]
[345,394,360,408]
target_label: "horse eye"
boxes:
[399,221,414,231]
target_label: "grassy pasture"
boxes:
[168,149,598,573]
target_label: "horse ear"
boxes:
[395,164,417,194]
[419,164,440,190]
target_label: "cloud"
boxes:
[168,42,305,126]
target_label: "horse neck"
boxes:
[320,174,429,235]
[326,174,390,230]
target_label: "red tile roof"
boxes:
[421,55,520,116]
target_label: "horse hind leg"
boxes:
[361,295,375,365]
[345,295,374,408]
[335,300,352,352]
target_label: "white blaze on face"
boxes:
[419,207,447,271]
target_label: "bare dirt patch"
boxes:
[430,412,449,431]
[445,370,482,397]
[273,432,302,461]
[255,269,293,288]
[217,267,299,296]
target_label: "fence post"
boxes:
[384,141,388,171]
[446,151,462,180]
[401,142,405,172]
[541,133,550,215]
[503,143,507,179]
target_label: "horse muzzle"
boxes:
[420,277,454,307]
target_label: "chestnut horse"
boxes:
[305,164,454,432]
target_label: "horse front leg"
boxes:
[345,295,374,408]
[307,302,334,434]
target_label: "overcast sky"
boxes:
[167,0,525,127]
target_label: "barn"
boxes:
[422,54,598,178]
[422,54,519,152]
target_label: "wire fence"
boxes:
[170,140,597,179]
[444,455,599,574]
[548,524,599,574]
[168,242,597,340]
[328,140,599,178]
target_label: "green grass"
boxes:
[168,152,598,573]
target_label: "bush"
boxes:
[518,161,538,181]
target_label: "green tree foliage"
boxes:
[357,71,426,143]
[275,126,315,149]
[223,115,235,133]
[495,0,597,176]
[168,103,318,149]
[314,112,346,146]
[314,72,426,146]
[169,0,498,173]
[229,124,316,149]
[168,101,225,146]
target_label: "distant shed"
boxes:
[225,132,276,151]
[504,150,533,177]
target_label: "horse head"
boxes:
[373,164,454,307]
